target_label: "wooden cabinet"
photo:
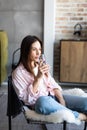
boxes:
[60,40,87,84]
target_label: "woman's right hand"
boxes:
[33,62,50,93]
[37,62,50,79]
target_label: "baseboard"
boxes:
[1,82,8,87]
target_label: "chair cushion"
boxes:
[23,106,80,125]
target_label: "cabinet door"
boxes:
[60,40,87,83]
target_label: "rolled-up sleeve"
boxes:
[47,75,62,93]
[12,65,39,105]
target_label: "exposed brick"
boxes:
[54,0,87,79]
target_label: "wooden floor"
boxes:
[0,86,87,130]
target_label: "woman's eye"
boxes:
[32,48,41,52]
[32,48,36,51]
[39,48,42,51]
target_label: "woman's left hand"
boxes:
[54,88,66,106]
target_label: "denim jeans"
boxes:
[63,94,87,114]
[35,96,79,118]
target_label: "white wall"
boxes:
[44,0,55,75]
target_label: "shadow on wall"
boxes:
[53,42,60,81]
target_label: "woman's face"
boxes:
[29,41,42,63]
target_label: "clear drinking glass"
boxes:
[39,54,46,65]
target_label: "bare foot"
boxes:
[78,113,87,121]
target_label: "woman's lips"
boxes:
[35,57,39,62]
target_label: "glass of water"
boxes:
[39,54,46,65]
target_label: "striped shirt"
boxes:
[12,63,62,106]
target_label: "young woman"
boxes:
[12,35,87,121]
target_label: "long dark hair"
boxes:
[16,35,42,72]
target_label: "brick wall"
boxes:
[54,0,87,81]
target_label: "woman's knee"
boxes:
[35,96,48,107]
[35,96,59,115]
[35,96,50,114]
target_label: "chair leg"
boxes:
[8,116,12,130]
[63,121,66,130]
[84,122,87,130]
[42,124,48,130]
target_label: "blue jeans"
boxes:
[35,96,79,118]
[63,94,87,114]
